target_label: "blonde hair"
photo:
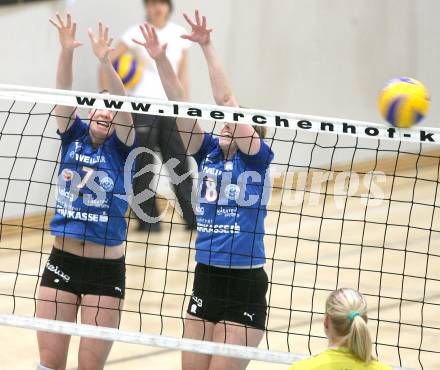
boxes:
[253,125,267,139]
[326,288,375,362]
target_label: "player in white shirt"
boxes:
[116,0,190,99]
[103,0,195,231]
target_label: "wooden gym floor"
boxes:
[0,164,439,370]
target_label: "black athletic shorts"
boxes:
[187,263,268,330]
[40,247,125,299]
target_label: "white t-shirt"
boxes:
[121,21,191,99]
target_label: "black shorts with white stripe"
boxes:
[40,247,125,299]
[187,263,268,330]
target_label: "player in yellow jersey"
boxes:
[289,288,392,370]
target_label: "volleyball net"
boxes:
[0,85,439,369]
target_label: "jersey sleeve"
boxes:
[109,132,137,160]
[239,139,274,170]
[58,116,88,144]
[193,133,218,166]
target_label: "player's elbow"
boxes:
[215,93,236,107]
[168,87,185,102]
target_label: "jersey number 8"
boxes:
[204,177,218,202]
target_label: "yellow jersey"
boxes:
[288,348,392,370]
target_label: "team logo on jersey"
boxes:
[224,161,233,171]
[69,141,82,158]
[217,207,237,218]
[224,184,240,201]
[100,176,114,192]
[195,205,205,216]
[84,198,108,208]
[61,168,74,182]
[204,155,214,164]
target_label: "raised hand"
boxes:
[49,13,83,50]
[181,10,213,45]
[132,23,168,60]
[88,22,114,63]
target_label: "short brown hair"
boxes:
[143,0,173,12]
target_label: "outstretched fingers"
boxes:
[50,12,83,49]
[139,24,148,42]
[141,22,161,48]
[87,28,96,44]
[66,13,72,28]
[49,12,76,31]
[132,38,145,46]
[145,22,154,41]
[49,17,61,29]
[151,27,160,45]
[134,23,167,59]
[71,22,83,47]
[71,22,77,37]
[195,9,201,26]
[104,25,109,42]
[89,22,111,43]
[183,13,196,28]
[56,13,65,28]
[180,10,213,43]
[98,21,103,39]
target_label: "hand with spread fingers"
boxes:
[49,12,83,50]
[88,22,114,63]
[181,10,213,46]
[132,22,168,61]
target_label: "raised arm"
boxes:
[88,22,134,146]
[49,13,83,133]
[182,10,261,155]
[177,49,190,100]
[99,42,129,91]
[132,23,204,155]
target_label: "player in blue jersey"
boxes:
[133,11,274,370]
[36,14,135,370]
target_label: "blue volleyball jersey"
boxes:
[50,116,135,246]
[194,133,274,267]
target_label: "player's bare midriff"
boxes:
[54,235,125,259]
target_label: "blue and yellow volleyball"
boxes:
[378,77,430,128]
[113,53,143,90]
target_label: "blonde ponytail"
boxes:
[326,288,375,362]
[347,313,374,362]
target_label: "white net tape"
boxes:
[0,315,415,369]
[0,83,439,145]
